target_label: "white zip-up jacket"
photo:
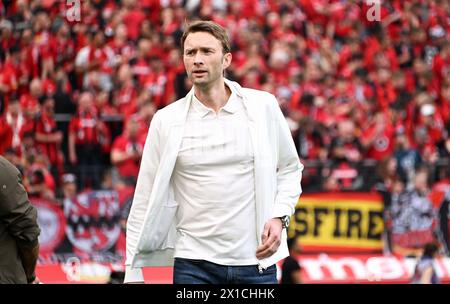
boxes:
[124,79,303,282]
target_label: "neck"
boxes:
[194,79,231,113]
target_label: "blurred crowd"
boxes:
[0,0,449,201]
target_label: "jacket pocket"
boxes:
[142,201,178,251]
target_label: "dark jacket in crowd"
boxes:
[0,156,40,283]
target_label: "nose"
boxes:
[193,53,204,66]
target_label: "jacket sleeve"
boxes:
[269,95,304,218]
[124,112,162,283]
[0,160,40,250]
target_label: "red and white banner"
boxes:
[36,255,450,284]
[36,263,172,284]
[297,254,450,284]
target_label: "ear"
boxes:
[222,52,232,70]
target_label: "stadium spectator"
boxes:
[23,154,56,201]
[394,131,422,187]
[362,111,396,161]
[111,116,145,185]
[135,99,156,137]
[68,91,110,190]
[108,270,125,284]
[87,30,115,92]
[113,64,137,116]
[390,167,436,251]
[328,120,364,190]
[61,173,77,202]
[0,96,15,154]
[280,237,303,284]
[34,94,63,186]
[20,131,39,169]
[143,54,175,109]
[411,242,441,284]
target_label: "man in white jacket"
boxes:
[125,20,303,284]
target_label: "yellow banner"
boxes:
[289,193,385,252]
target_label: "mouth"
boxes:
[192,70,207,77]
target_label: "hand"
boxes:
[30,277,41,284]
[256,218,283,259]
[69,153,77,165]
[375,123,385,135]
[27,274,40,284]
[131,151,141,160]
[54,131,63,143]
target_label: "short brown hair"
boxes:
[181,20,231,55]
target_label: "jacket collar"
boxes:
[180,78,255,122]
[224,78,256,122]
[191,89,241,118]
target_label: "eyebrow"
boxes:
[184,47,216,53]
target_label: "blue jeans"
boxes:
[173,258,277,284]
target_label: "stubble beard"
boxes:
[191,71,224,92]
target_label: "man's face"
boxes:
[414,171,428,192]
[30,80,43,98]
[43,98,55,114]
[63,182,77,199]
[79,93,94,112]
[94,32,105,47]
[183,31,231,89]
[8,101,20,115]
[127,120,139,137]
